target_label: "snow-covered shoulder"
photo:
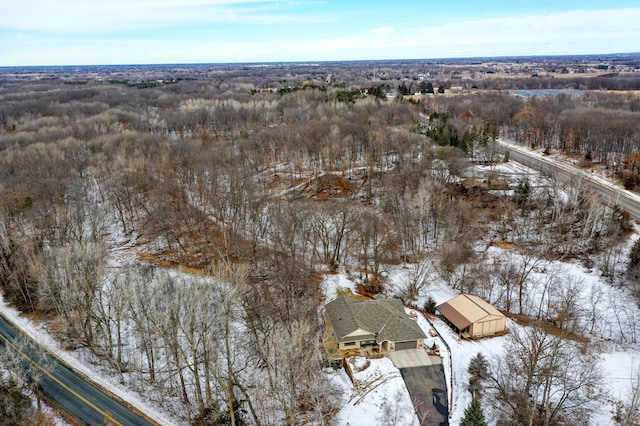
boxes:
[0,295,179,426]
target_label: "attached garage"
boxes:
[395,340,418,351]
[436,294,506,338]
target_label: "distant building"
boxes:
[323,296,426,360]
[436,294,506,338]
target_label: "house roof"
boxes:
[325,296,426,344]
[436,294,504,330]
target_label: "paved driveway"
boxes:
[400,364,448,426]
[387,348,433,368]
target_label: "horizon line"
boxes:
[2,51,640,69]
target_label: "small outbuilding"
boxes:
[436,294,506,338]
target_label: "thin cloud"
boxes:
[2,5,639,65]
[322,8,640,55]
[0,0,325,32]
[369,26,394,36]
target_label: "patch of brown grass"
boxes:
[303,174,356,199]
[502,311,589,344]
[337,287,371,301]
[137,252,211,276]
[490,240,518,251]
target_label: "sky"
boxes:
[1,0,639,66]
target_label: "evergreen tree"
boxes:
[398,82,411,96]
[627,238,640,305]
[515,178,530,207]
[426,82,434,94]
[628,237,640,272]
[460,397,487,426]
[467,352,488,397]
[628,238,640,286]
[424,296,437,314]
[0,378,35,425]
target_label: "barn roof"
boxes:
[325,296,426,344]
[436,294,504,330]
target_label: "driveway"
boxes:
[387,348,434,368]
[400,364,448,426]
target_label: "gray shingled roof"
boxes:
[325,296,426,344]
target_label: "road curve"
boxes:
[500,140,640,222]
[0,315,156,426]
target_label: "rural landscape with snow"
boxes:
[2,55,640,426]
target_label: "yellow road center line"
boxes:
[0,331,123,426]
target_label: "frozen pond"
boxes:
[507,89,584,96]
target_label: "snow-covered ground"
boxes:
[328,357,419,426]
[322,233,640,426]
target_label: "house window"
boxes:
[343,342,356,346]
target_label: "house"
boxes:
[436,294,506,338]
[323,296,426,360]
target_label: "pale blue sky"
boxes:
[1,0,639,66]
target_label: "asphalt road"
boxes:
[501,141,640,221]
[0,315,155,426]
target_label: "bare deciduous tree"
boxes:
[40,240,107,346]
[488,325,602,426]
[615,362,640,425]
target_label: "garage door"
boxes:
[395,341,417,350]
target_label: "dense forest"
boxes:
[1,60,640,424]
